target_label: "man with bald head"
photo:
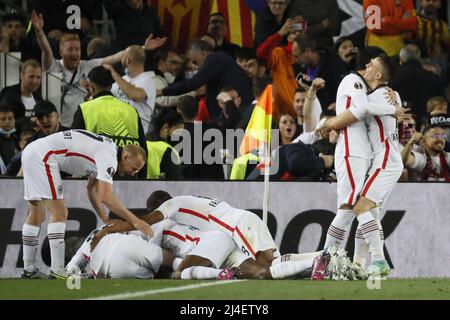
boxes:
[108,45,156,135]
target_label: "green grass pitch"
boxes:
[0,278,449,300]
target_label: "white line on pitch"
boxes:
[85,280,246,300]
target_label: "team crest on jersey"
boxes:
[107,167,116,177]
[354,82,364,90]
[57,185,63,195]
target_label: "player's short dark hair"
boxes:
[0,105,14,114]
[177,96,198,121]
[88,66,115,88]
[355,46,386,71]
[146,190,172,212]
[377,53,396,81]
[422,125,444,135]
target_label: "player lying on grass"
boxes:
[90,192,365,280]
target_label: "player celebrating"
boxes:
[21,129,151,279]
[91,191,325,280]
[323,54,405,277]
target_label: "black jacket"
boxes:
[390,60,445,128]
[254,6,291,48]
[0,84,43,120]
[104,0,164,50]
[289,0,342,51]
[163,52,253,121]
[175,122,225,180]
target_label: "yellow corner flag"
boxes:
[239,85,273,156]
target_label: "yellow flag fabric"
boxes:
[239,85,273,156]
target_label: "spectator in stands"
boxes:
[0,13,41,61]
[211,85,245,133]
[244,56,267,80]
[390,44,445,128]
[175,96,225,180]
[206,13,241,59]
[363,0,417,57]
[31,10,164,127]
[29,100,68,142]
[402,125,450,181]
[146,107,183,180]
[330,36,358,83]
[427,96,448,115]
[159,40,253,122]
[289,0,341,51]
[6,100,68,176]
[235,46,256,70]
[277,112,299,146]
[292,36,340,109]
[107,45,156,135]
[416,0,450,59]
[293,87,306,128]
[104,0,164,50]
[150,47,194,108]
[86,36,114,59]
[0,59,43,125]
[0,105,20,166]
[200,33,218,51]
[72,65,147,161]
[4,124,34,176]
[254,0,292,48]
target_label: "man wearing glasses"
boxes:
[401,126,450,181]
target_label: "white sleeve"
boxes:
[85,58,102,71]
[94,148,117,185]
[293,131,317,145]
[409,150,426,171]
[157,199,179,220]
[135,74,156,106]
[313,98,322,127]
[47,58,63,73]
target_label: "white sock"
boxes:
[357,212,385,262]
[172,258,183,271]
[180,266,222,280]
[353,208,384,265]
[272,252,322,265]
[324,209,354,248]
[269,258,315,279]
[22,224,40,272]
[47,222,66,274]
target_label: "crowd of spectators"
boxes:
[0,0,449,182]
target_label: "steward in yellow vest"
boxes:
[72,66,148,178]
[146,140,182,179]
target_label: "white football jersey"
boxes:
[157,195,244,236]
[26,129,118,184]
[366,86,403,170]
[335,73,373,159]
[161,223,201,258]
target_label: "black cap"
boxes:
[429,113,450,128]
[34,101,57,117]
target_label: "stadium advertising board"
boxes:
[0,179,449,278]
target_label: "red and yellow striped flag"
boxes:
[210,0,256,47]
[240,85,273,156]
[148,0,213,52]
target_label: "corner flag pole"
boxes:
[262,137,270,225]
